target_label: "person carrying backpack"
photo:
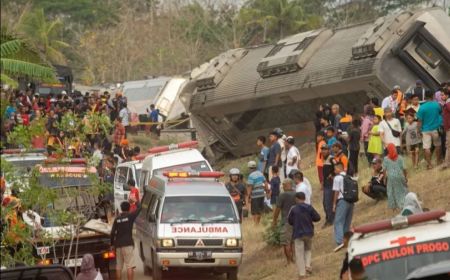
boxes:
[332,162,358,248]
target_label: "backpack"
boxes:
[341,175,359,203]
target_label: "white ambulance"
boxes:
[113,141,212,213]
[135,171,242,280]
[348,210,450,280]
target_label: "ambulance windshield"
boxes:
[160,196,237,223]
[356,237,450,279]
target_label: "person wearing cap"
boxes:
[378,107,402,153]
[267,131,282,181]
[285,136,301,176]
[331,141,348,172]
[381,88,399,112]
[272,178,296,265]
[417,90,442,169]
[321,143,335,227]
[246,160,268,225]
[287,191,321,278]
[226,168,247,220]
[362,158,387,201]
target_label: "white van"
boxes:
[113,160,142,214]
[348,210,450,280]
[114,142,212,213]
[135,171,242,280]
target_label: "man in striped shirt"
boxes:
[246,161,268,225]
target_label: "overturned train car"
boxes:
[180,8,450,160]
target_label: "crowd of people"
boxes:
[1,88,166,177]
[225,80,449,279]
[1,79,449,279]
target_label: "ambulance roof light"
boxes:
[163,171,225,179]
[1,148,47,155]
[148,141,198,154]
[134,153,149,161]
[353,210,446,234]
[44,158,87,164]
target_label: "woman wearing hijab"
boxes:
[382,143,408,211]
[76,254,100,280]
[401,192,423,216]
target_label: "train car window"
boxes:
[415,40,442,69]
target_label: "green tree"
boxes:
[0,30,55,87]
[18,8,70,64]
[239,0,314,44]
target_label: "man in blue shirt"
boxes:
[417,90,443,169]
[288,192,321,277]
[256,136,269,177]
[246,161,267,225]
[147,104,160,136]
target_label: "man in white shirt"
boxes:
[378,107,402,153]
[285,136,301,176]
[332,163,354,246]
[119,103,130,135]
[293,172,311,205]
[381,89,399,112]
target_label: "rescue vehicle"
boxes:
[135,171,243,280]
[348,210,450,280]
[19,158,117,279]
[113,141,213,213]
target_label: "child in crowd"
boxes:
[269,166,281,206]
[368,115,383,159]
[402,113,422,168]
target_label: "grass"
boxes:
[128,134,450,279]
[227,143,450,280]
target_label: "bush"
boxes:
[263,221,282,246]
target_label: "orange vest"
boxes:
[316,140,326,167]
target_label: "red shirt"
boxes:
[129,187,140,212]
[21,114,30,126]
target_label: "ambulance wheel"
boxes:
[152,252,163,280]
[227,268,238,280]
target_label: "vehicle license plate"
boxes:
[64,258,83,267]
[188,251,212,260]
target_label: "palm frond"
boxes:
[0,39,22,57]
[1,58,55,80]
[0,73,18,87]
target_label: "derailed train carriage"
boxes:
[180,8,450,161]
